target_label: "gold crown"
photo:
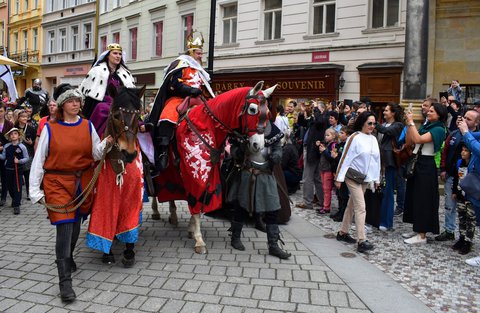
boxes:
[107,43,122,52]
[186,31,204,50]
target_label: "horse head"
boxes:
[242,82,278,156]
[107,86,146,163]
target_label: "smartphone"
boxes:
[407,102,413,112]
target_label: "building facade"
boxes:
[41,0,96,94]
[9,0,43,95]
[212,0,407,116]
[97,0,211,105]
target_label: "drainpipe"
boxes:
[207,0,216,74]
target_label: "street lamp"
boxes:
[338,76,345,90]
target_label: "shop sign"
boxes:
[213,80,326,93]
[64,66,88,76]
[312,51,329,63]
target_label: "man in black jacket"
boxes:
[295,100,329,210]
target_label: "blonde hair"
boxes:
[325,128,338,142]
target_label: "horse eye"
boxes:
[248,103,259,115]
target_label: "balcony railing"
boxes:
[10,50,39,63]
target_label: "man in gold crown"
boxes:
[79,43,136,137]
[149,32,215,173]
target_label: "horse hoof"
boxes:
[188,231,194,239]
[194,246,207,254]
[151,213,160,220]
[168,216,178,226]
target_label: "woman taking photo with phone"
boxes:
[402,103,447,244]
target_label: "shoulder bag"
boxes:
[335,132,366,184]
[405,144,423,179]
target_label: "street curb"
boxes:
[282,214,435,313]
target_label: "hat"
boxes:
[53,83,73,101]
[56,89,83,107]
[4,127,23,141]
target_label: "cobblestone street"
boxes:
[0,187,477,312]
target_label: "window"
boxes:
[24,0,28,10]
[264,0,282,40]
[33,0,38,9]
[13,32,18,54]
[84,23,92,49]
[48,31,55,53]
[100,36,107,51]
[130,27,137,60]
[59,28,67,51]
[313,0,335,34]
[372,0,400,28]
[182,14,194,50]
[61,0,68,9]
[47,0,54,12]
[113,0,120,9]
[15,0,19,14]
[222,4,237,44]
[71,26,78,50]
[101,0,108,13]
[22,30,27,52]
[113,32,120,43]
[32,28,38,50]
[154,21,163,56]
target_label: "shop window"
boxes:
[313,0,336,34]
[371,0,400,28]
[264,0,282,40]
[222,3,237,44]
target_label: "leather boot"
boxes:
[230,221,245,251]
[255,213,267,233]
[154,137,170,173]
[122,243,136,268]
[55,259,76,303]
[266,224,291,259]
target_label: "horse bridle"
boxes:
[108,106,140,145]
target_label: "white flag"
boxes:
[0,48,19,102]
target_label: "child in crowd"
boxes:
[0,128,29,214]
[451,143,477,255]
[317,128,339,214]
[331,126,351,221]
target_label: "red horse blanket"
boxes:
[86,153,144,253]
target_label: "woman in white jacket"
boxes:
[334,111,381,253]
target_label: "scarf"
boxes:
[418,120,446,153]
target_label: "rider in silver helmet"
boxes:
[23,78,49,120]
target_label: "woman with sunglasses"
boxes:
[334,112,381,253]
[402,103,447,244]
[79,43,135,137]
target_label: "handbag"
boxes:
[405,144,423,178]
[364,188,383,228]
[345,167,366,184]
[392,140,414,167]
[459,172,480,201]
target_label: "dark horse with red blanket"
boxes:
[153,81,275,253]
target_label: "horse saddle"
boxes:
[176,96,203,118]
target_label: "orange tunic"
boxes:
[43,119,95,224]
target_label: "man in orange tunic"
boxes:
[149,32,215,173]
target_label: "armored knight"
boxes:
[24,78,49,119]
[227,121,291,259]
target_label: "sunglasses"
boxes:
[367,122,377,126]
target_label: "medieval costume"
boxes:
[79,43,135,137]
[29,88,109,303]
[23,78,49,118]
[149,33,215,172]
[227,122,291,259]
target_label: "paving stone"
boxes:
[251,285,271,300]
[258,300,297,311]
[291,288,310,304]
[159,299,185,312]
[4,301,34,313]
[126,295,148,310]
[220,297,258,308]
[233,284,253,298]
[215,282,236,297]
[24,304,52,313]
[329,290,349,307]
[296,304,336,313]
[310,289,329,306]
[17,292,55,304]
[0,298,18,311]
[347,292,367,309]
[140,297,168,312]
[0,287,23,298]
[198,281,219,295]
[201,304,223,313]
[108,292,136,307]
[84,303,119,313]
[180,301,204,313]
